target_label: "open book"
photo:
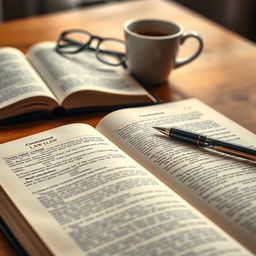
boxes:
[0,98,255,256]
[0,42,156,121]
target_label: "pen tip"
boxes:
[153,127,169,135]
[153,126,162,131]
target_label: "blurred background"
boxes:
[0,0,255,42]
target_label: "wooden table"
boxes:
[0,0,255,254]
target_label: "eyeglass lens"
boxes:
[97,39,126,66]
[59,31,91,53]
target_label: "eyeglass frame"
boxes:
[55,29,127,68]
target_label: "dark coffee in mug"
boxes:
[136,30,170,37]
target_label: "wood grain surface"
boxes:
[0,0,255,255]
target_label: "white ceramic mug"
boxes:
[124,19,203,86]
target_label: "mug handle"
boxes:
[174,31,203,68]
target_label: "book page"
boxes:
[0,47,57,109]
[27,42,155,106]
[97,98,256,254]
[0,123,251,256]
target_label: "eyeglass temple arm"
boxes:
[57,36,126,66]
[59,37,82,46]
[61,37,125,54]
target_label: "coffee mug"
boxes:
[124,19,203,86]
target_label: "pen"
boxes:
[153,126,256,161]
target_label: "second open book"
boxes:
[0,42,155,120]
[0,99,255,255]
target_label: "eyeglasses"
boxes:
[55,29,127,68]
